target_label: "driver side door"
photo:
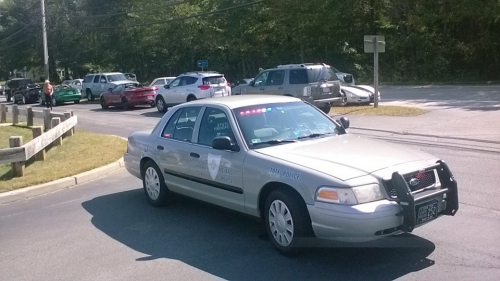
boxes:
[161,77,182,105]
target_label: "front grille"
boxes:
[384,170,436,199]
[343,75,353,83]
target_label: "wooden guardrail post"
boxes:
[27,107,34,127]
[43,108,51,132]
[51,117,62,146]
[10,136,25,177]
[63,112,73,137]
[12,105,19,125]
[70,111,75,135]
[1,104,6,123]
[32,126,46,161]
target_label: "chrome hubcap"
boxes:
[144,167,160,200]
[22,96,26,104]
[157,99,164,111]
[341,92,347,105]
[269,200,294,247]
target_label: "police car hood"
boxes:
[256,134,437,181]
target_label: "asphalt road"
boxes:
[1,85,499,280]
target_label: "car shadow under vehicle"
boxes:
[82,189,436,280]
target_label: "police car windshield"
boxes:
[234,101,340,148]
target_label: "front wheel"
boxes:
[86,89,94,101]
[340,91,348,106]
[142,161,171,207]
[264,189,313,255]
[100,97,108,109]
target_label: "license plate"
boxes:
[416,200,438,224]
[322,87,330,93]
[147,96,153,100]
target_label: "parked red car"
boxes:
[100,83,156,110]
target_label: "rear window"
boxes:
[11,79,33,87]
[307,67,339,82]
[107,74,127,82]
[83,75,94,83]
[202,76,226,85]
[289,69,309,84]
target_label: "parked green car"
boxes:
[40,84,82,106]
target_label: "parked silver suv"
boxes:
[232,63,341,113]
[82,72,138,101]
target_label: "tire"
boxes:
[264,189,313,255]
[100,97,108,109]
[321,103,331,114]
[187,95,196,102]
[86,89,94,101]
[6,94,11,102]
[74,100,80,104]
[142,161,170,207]
[340,91,348,106]
[22,95,27,104]
[121,97,130,110]
[156,96,167,113]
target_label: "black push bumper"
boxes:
[392,160,459,232]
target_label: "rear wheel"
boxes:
[100,97,108,109]
[121,97,130,110]
[187,95,196,102]
[22,95,27,104]
[142,161,170,207]
[74,100,80,104]
[86,89,94,101]
[264,189,313,255]
[341,91,348,106]
[156,96,167,113]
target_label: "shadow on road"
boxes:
[140,111,164,118]
[89,105,156,113]
[82,189,436,280]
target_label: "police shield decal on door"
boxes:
[208,153,222,180]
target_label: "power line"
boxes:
[72,0,190,19]
[0,24,32,43]
[78,0,264,30]
[0,33,37,51]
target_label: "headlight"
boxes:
[315,187,358,205]
[303,86,312,97]
[352,184,384,204]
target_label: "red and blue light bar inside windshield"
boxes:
[239,107,272,115]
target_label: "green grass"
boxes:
[0,125,33,148]
[330,105,427,116]
[0,129,126,192]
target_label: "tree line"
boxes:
[0,0,499,84]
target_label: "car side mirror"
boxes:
[337,117,350,129]
[109,88,113,93]
[212,136,239,152]
[164,84,170,89]
[249,80,255,87]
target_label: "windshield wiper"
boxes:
[253,139,297,146]
[297,133,333,139]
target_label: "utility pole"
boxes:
[41,0,49,80]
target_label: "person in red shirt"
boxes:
[43,80,53,110]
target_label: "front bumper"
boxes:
[129,95,155,105]
[308,161,459,242]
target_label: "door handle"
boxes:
[278,87,284,90]
[190,152,200,158]
[157,145,164,150]
[260,88,265,91]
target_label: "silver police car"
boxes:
[124,95,458,254]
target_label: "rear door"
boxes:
[161,77,182,104]
[155,106,202,192]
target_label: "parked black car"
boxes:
[5,78,34,102]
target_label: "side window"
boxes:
[268,70,285,86]
[100,76,107,83]
[93,75,100,83]
[198,107,236,147]
[185,76,198,85]
[153,79,164,86]
[169,77,181,88]
[253,71,269,86]
[113,85,124,92]
[289,69,309,84]
[161,107,201,142]
[83,75,93,83]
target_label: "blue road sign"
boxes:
[197,60,208,68]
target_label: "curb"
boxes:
[0,157,125,205]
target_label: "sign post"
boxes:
[364,35,385,108]
[197,60,208,71]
